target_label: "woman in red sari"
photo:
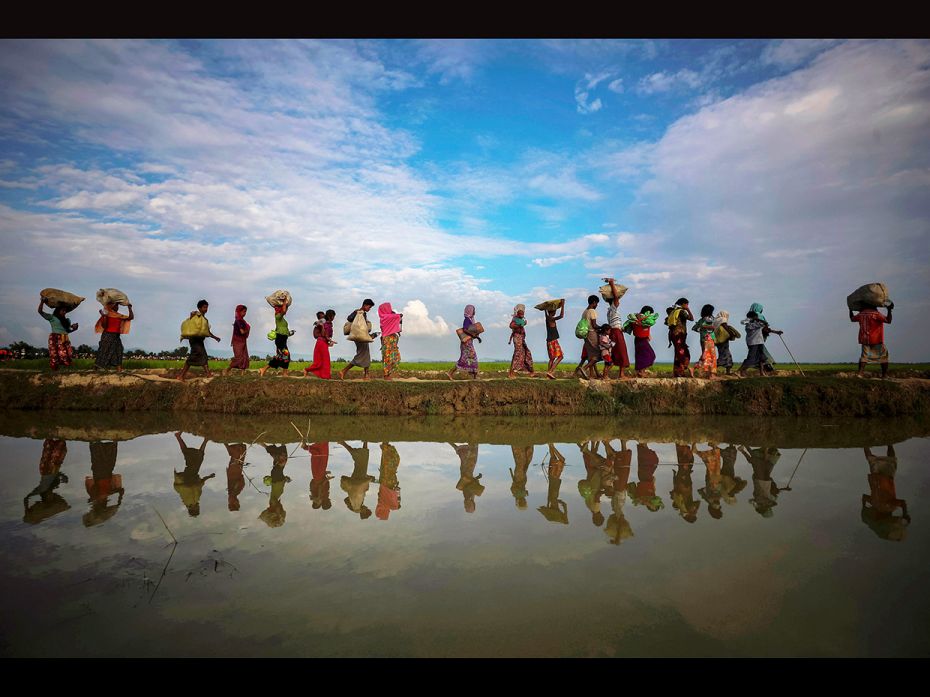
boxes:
[225,305,250,375]
[304,309,335,379]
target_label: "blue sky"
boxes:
[0,39,927,362]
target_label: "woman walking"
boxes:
[625,306,658,376]
[225,305,250,375]
[94,301,133,372]
[304,309,335,379]
[508,304,536,378]
[692,303,717,379]
[378,302,403,380]
[259,303,294,377]
[448,304,480,379]
[37,294,79,371]
[339,299,379,380]
[712,310,739,375]
[749,302,777,373]
[665,298,694,378]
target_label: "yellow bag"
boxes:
[180,313,210,339]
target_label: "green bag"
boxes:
[575,317,589,339]
[267,330,277,341]
[713,325,729,345]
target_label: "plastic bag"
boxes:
[41,288,85,310]
[96,288,130,307]
[180,314,210,338]
[575,317,590,339]
[265,290,292,308]
[847,283,891,311]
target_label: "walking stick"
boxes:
[781,448,808,492]
[778,333,805,376]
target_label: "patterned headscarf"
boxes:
[464,304,476,320]
[713,310,729,328]
[513,304,525,317]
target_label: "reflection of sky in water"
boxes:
[1,432,929,657]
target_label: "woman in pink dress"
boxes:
[304,309,335,379]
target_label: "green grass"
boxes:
[3,357,930,376]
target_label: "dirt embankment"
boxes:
[1,371,929,419]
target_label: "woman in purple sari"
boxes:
[448,304,480,379]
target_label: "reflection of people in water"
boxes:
[578,441,610,527]
[629,442,664,511]
[339,441,375,519]
[83,441,125,527]
[225,443,246,512]
[720,444,747,506]
[510,445,534,510]
[862,446,910,541]
[451,442,483,513]
[174,433,214,517]
[376,442,401,520]
[538,444,568,524]
[604,440,633,544]
[259,443,291,527]
[739,445,781,518]
[696,442,723,520]
[304,441,333,510]
[23,438,70,525]
[671,442,700,523]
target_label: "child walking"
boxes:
[738,311,782,377]
[544,299,565,379]
[692,304,717,379]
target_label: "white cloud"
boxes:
[607,78,624,94]
[637,69,703,95]
[602,39,930,360]
[761,39,841,69]
[397,300,450,337]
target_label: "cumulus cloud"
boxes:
[397,300,450,337]
[760,39,841,69]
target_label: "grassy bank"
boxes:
[1,370,928,418]
[4,358,930,378]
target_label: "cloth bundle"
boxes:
[265,290,293,308]
[599,283,628,301]
[96,288,130,307]
[534,299,563,312]
[847,283,891,311]
[41,288,85,311]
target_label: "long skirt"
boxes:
[268,333,290,369]
[349,340,371,368]
[510,332,534,373]
[382,333,400,376]
[740,344,766,371]
[230,336,249,369]
[456,339,479,375]
[717,341,734,369]
[671,333,690,377]
[306,337,332,379]
[95,332,123,368]
[634,337,656,371]
[609,328,630,369]
[186,337,208,366]
[48,333,73,370]
[698,335,717,375]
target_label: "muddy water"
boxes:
[1,412,928,657]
